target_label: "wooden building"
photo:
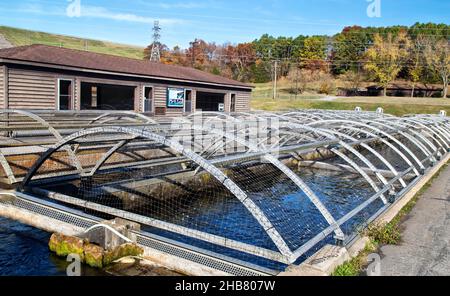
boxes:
[0,45,252,115]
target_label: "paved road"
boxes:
[380,163,450,276]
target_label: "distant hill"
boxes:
[0,25,145,59]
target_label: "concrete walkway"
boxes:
[380,163,450,276]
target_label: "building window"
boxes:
[184,89,192,113]
[143,86,153,112]
[58,79,73,110]
[91,86,98,108]
[80,82,135,110]
[230,93,236,112]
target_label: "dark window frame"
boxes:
[230,93,237,112]
[57,78,74,110]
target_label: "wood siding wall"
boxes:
[0,66,4,108]
[8,68,56,109]
[235,91,251,112]
[2,66,251,113]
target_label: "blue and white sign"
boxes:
[167,88,185,108]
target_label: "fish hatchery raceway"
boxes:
[0,109,449,276]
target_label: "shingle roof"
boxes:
[0,44,251,89]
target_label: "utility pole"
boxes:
[272,59,278,100]
[295,63,299,100]
[150,21,161,62]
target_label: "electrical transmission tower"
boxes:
[150,21,162,62]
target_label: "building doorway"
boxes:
[195,91,225,112]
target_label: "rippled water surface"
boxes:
[39,165,383,270]
[0,217,103,276]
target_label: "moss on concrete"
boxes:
[49,233,143,269]
[48,233,84,261]
[84,243,105,268]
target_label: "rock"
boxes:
[48,233,84,261]
[84,243,104,268]
[103,243,143,266]
[115,257,137,264]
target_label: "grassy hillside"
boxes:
[251,82,450,116]
[0,26,144,59]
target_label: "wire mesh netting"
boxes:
[1,109,448,273]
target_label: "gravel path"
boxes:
[0,34,13,49]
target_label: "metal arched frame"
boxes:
[194,118,394,234]
[315,128,398,188]
[246,113,394,202]
[277,115,427,179]
[282,111,328,122]
[87,111,158,126]
[381,117,449,152]
[186,111,242,125]
[411,117,450,144]
[0,109,82,184]
[85,122,348,260]
[374,117,441,153]
[278,122,389,204]
[274,124,391,198]
[366,119,436,163]
[304,119,426,173]
[229,112,396,204]
[327,125,411,187]
[102,122,349,248]
[20,126,294,264]
[186,124,346,243]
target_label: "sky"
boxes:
[0,0,448,48]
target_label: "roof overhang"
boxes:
[0,58,253,91]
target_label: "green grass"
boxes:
[252,98,450,117]
[332,242,377,276]
[365,222,401,245]
[0,26,145,59]
[251,82,450,116]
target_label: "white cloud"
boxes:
[18,2,184,26]
[80,6,184,25]
[158,2,206,9]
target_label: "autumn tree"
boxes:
[331,26,370,75]
[424,39,450,98]
[185,39,217,70]
[408,36,425,97]
[224,43,256,81]
[299,36,328,70]
[364,32,411,96]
